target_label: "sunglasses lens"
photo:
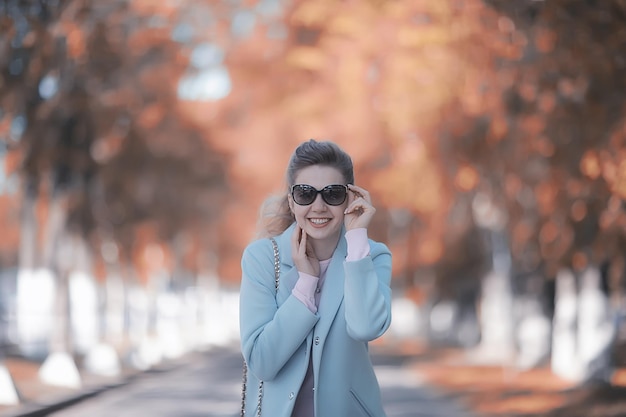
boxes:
[322,185,347,205]
[292,184,347,206]
[292,185,316,205]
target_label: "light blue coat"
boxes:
[239,223,392,417]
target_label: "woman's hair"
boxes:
[257,139,354,238]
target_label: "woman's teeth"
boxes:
[310,218,330,225]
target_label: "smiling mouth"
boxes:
[309,218,330,225]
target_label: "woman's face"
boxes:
[288,165,347,245]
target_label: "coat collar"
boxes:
[273,222,347,272]
[274,222,346,331]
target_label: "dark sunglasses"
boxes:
[290,184,348,206]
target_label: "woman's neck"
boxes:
[311,233,340,261]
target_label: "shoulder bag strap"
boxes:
[241,237,280,417]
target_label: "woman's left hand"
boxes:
[344,184,376,231]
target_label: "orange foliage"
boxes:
[535,181,558,216]
[63,23,86,58]
[0,195,20,261]
[611,157,626,199]
[572,251,588,272]
[371,142,445,216]
[417,237,444,266]
[534,27,558,53]
[131,222,173,286]
[504,174,522,199]
[539,221,559,245]
[128,28,173,51]
[4,148,21,175]
[129,0,179,18]
[455,165,479,192]
[137,104,166,130]
[570,200,587,222]
[3,0,626,287]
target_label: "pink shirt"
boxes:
[292,228,370,313]
[290,228,370,417]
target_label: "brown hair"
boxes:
[257,139,354,237]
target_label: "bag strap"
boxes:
[241,237,280,417]
[270,237,280,291]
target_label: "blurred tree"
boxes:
[0,0,624,378]
[184,0,476,279]
[189,0,626,369]
[471,0,626,378]
[451,0,626,280]
[0,0,231,373]
[0,0,230,280]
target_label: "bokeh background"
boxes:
[1,0,626,415]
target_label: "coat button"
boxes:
[289,392,295,400]
[314,336,320,345]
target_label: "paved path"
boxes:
[44,346,477,417]
[373,351,476,417]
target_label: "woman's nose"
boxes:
[311,193,326,209]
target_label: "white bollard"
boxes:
[84,343,121,377]
[39,351,81,389]
[0,364,19,405]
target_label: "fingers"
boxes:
[291,225,319,275]
[344,198,369,215]
[344,185,375,230]
[292,224,315,258]
[299,226,308,254]
[292,224,306,255]
[347,184,371,202]
[345,184,372,214]
[344,192,371,215]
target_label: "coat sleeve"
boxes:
[239,239,319,381]
[343,240,392,341]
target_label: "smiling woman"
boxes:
[239,139,393,417]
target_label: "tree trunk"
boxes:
[551,266,617,383]
[104,265,126,349]
[43,192,70,354]
[514,274,552,369]
[16,182,52,358]
[18,184,37,271]
[84,257,123,377]
[551,268,582,381]
[38,192,82,389]
[472,229,515,364]
[577,265,615,382]
[0,266,20,404]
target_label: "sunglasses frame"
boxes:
[290,184,349,206]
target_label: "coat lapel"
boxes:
[275,224,299,305]
[273,223,348,388]
[314,234,346,337]
[273,223,347,340]
[273,223,347,326]
[311,233,347,380]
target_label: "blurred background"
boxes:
[1,0,626,415]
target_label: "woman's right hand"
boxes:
[291,224,320,277]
